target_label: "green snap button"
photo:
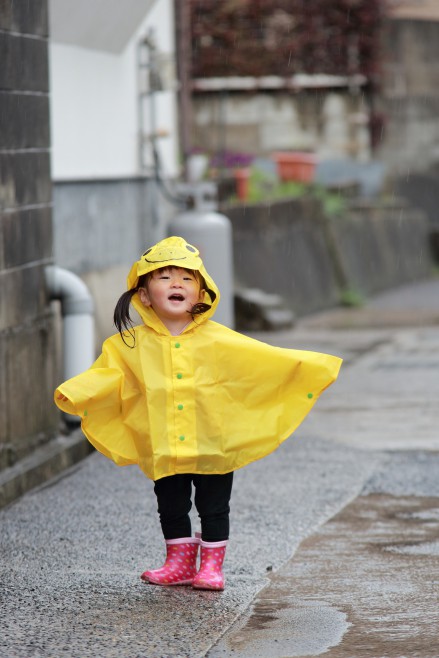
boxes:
[177,373,183,379]
[179,435,185,441]
[175,342,181,348]
[84,410,88,417]
[178,404,184,410]
[307,393,313,399]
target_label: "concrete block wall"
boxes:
[192,89,370,162]
[0,1,58,471]
[227,198,341,316]
[52,179,158,275]
[224,197,433,317]
[51,178,171,350]
[379,19,439,172]
[330,202,431,296]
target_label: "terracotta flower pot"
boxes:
[272,152,317,183]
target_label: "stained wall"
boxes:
[0,0,58,471]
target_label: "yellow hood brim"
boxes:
[126,236,220,332]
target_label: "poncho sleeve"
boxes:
[191,323,342,468]
[54,338,142,465]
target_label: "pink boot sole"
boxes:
[192,579,224,591]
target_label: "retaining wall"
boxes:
[224,196,433,316]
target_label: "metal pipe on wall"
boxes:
[45,266,95,424]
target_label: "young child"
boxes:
[55,236,342,591]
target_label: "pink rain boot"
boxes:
[192,539,228,591]
[140,537,199,586]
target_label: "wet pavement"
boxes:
[1,277,439,657]
[210,485,439,658]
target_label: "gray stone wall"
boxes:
[51,178,174,348]
[379,19,439,172]
[52,179,159,275]
[224,197,433,317]
[0,0,58,471]
[192,89,371,162]
[227,198,341,316]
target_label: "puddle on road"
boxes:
[208,494,439,658]
[209,600,350,657]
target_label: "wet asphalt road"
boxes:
[1,278,439,658]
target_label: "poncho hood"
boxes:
[127,236,219,334]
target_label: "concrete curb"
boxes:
[0,429,93,509]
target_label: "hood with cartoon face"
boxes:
[127,236,220,332]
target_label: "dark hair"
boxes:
[113,268,214,347]
[113,273,146,347]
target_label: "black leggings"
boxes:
[153,472,234,542]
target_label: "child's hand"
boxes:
[57,393,68,402]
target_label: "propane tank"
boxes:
[168,182,234,328]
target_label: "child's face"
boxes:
[138,267,204,329]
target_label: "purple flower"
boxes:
[210,150,254,169]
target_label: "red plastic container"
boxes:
[272,152,317,183]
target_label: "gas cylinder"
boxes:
[168,183,234,327]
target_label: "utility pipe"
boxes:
[45,266,95,424]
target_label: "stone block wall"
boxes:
[379,19,439,172]
[192,89,371,162]
[226,198,341,316]
[0,1,58,471]
[329,202,431,297]
[51,178,168,349]
[224,197,433,317]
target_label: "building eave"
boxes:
[386,0,439,22]
[192,73,368,93]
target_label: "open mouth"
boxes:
[168,294,185,301]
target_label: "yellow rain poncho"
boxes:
[55,237,342,481]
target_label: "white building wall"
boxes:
[49,0,178,180]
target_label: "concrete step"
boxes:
[234,288,295,331]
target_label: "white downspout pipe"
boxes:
[45,266,95,424]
